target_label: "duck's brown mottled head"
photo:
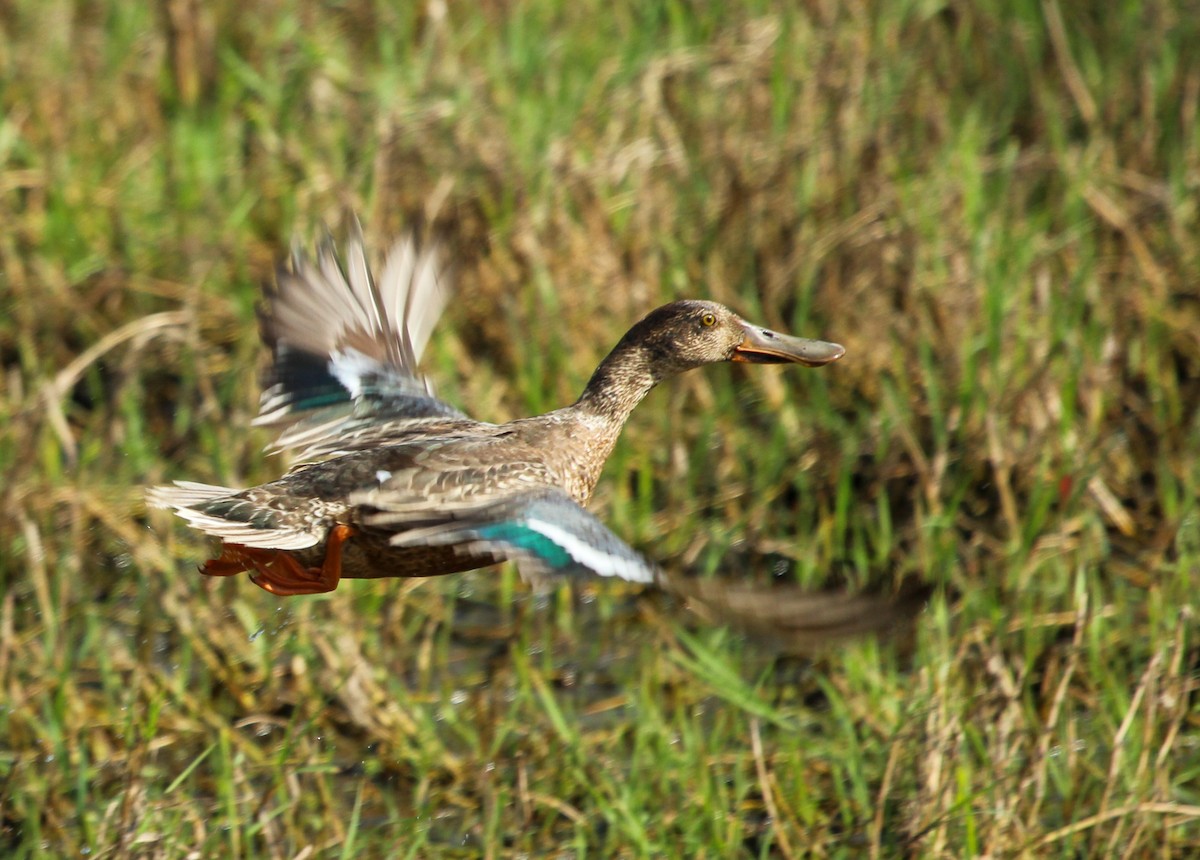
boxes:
[623,300,845,375]
[577,300,844,421]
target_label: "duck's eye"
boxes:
[700,312,716,327]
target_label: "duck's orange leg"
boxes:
[201,546,260,577]
[200,525,355,597]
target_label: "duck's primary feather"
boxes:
[253,222,465,459]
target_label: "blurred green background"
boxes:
[2,0,1198,856]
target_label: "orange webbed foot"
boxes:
[199,525,354,596]
[202,546,259,578]
[248,554,330,595]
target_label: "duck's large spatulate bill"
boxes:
[732,322,845,366]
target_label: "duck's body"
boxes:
[148,227,845,596]
[167,410,621,585]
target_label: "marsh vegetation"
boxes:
[2,1,1198,855]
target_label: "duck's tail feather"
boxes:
[146,481,322,551]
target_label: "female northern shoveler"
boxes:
[148,227,846,599]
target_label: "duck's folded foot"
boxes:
[200,525,353,596]
[200,548,257,578]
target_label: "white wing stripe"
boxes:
[523,518,656,583]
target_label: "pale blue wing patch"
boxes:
[377,490,661,585]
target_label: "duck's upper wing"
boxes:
[356,486,662,586]
[254,224,467,459]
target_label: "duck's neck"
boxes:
[574,341,661,427]
[529,341,667,503]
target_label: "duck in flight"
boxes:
[149,226,883,637]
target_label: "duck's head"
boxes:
[579,299,844,418]
[624,300,845,376]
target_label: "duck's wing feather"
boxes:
[358,487,661,586]
[254,223,466,459]
[348,432,562,508]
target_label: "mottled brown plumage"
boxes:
[148,226,849,602]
